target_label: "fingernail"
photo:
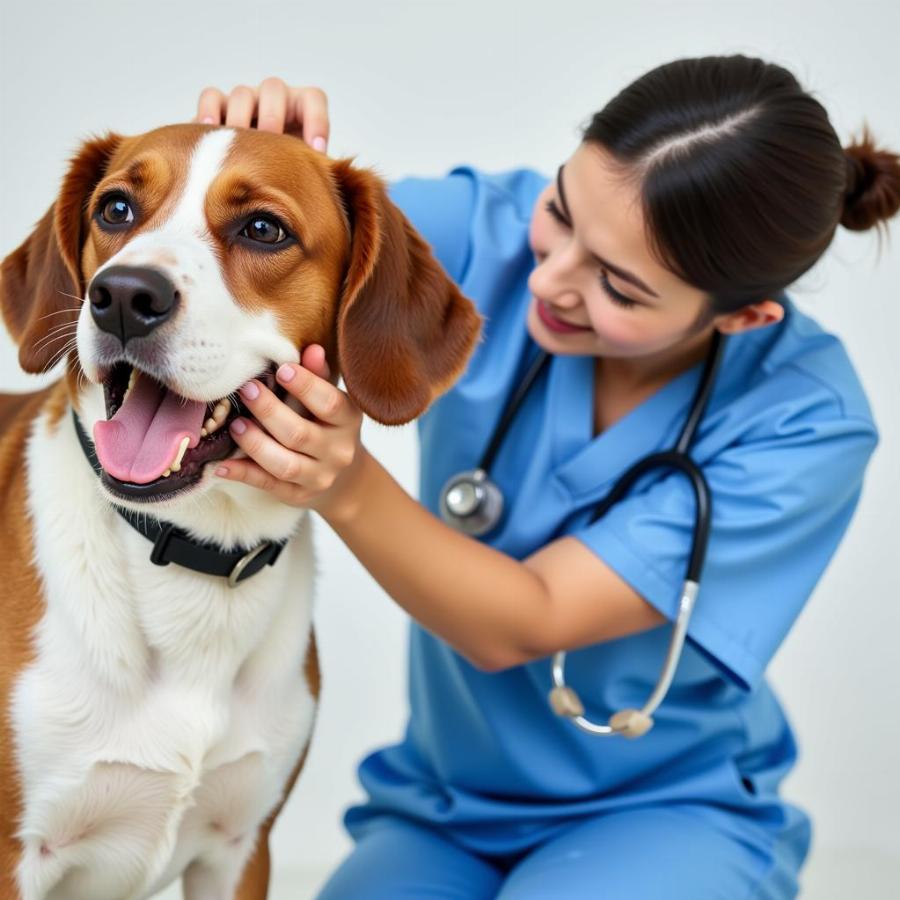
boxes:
[231,418,247,435]
[215,466,229,477]
[277,364,296,382]
[201,116,215,124]
[239,381,260,400]
[312,136,327,153]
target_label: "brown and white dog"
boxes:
[0,123,480,900]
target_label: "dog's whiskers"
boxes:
[33,324,78,354]
[44,336,79,372]
[33,338,76,363]
[36,296,83,322]
[34,334,78,364]
[39,321,79,341]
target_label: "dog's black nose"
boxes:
[89,265,180,346]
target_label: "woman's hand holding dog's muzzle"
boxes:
[213,344,369,520]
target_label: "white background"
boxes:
[1,1,898,896]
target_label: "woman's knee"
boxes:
[315,815,504,900]
[496,805,785,899]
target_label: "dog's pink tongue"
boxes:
[93,373,206,483]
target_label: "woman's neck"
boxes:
[594,325,718,393]
[591,326,719,437]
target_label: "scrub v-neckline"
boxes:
[548,350,707,502]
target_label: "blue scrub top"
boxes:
[343,166,880,856]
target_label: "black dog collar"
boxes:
[71,408,287,586]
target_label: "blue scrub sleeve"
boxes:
[388,170,477,285]
[568,392,879,693]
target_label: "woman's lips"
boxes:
[535,298,593,334]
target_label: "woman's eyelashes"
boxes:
[599,269,639,309]
[543,199,640,310]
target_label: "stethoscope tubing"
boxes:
[439,330,727,737]
[588,450,712,582]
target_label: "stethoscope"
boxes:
[439,330,726,738]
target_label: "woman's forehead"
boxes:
[559,146,665,288]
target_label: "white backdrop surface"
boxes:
[1,1,898,896]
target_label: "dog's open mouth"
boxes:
[92,362,285,501]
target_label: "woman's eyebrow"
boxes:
[556,164,660,299]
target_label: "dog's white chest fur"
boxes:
[12,405,318,900]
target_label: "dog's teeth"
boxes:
[123,367,139,404]
[212,399,230,423]
[201,398,232,438]
[162,468,172,478]
[170,436,190,473]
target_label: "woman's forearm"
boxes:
[318,447,552,671]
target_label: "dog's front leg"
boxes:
[181,834,263,900]
[231,834,271,900]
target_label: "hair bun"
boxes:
[841,123,900,232]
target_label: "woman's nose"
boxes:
[529,250,583,308]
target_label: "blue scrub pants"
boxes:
[315,804,810,899]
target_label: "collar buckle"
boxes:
[228,542,276,588]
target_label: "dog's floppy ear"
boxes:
[330,159,482,426]
[0,132,122,374]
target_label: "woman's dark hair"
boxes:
[581,54,900,314]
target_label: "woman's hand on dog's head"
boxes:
[193,77,329,153]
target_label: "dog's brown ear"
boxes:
[0,132,122,373]
[330,159,482,425]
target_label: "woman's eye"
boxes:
[100,196,134,226]
[544,198,568,225]
[240,216,287,244]
[599,268,640,309]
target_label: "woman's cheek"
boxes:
[528,195,555,257]
[528,219,547,259]
[584,303,653,353]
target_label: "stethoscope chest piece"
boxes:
[439,468,504,536]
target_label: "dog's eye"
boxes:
[240,216,287,244]
[100,196,134,226]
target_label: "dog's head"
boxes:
[0,124,481,507]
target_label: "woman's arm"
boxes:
[322,446,666,672]
[218,357,665,673]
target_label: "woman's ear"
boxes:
[715,299,785,335]
[329,158,483,425]
[0,132,122,373]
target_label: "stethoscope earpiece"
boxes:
[548,683,654,737]
[608,709,654,738]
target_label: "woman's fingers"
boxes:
[290,86,329,151]
[227,414,327,487]
[274,362,356,428]
[212,455,316,508]
[215,348,361,509]
[234,377,328,462]
[191,78,329,153]
[301,343,331,380]
[195,86,226,124]
[225,85,257,128]
[256,77,289,134]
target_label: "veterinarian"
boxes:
[195,56,897,898]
